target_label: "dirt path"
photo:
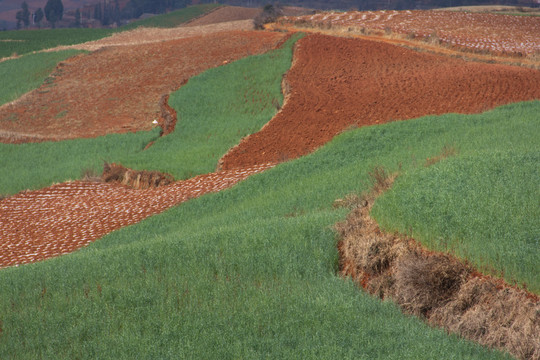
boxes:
[219,33,540,170]
[0,29,286,143]
[0,163,274,268]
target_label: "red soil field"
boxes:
[0,163,274,268]
[219,33,540,170]
[280,10,540,57]
[0,30,286,143]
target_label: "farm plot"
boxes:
[0,163,274,268]
[0,29,286,143]
[280,10,540,57]
[219,33,540,170]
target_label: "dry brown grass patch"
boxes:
[102,162,174,189]
[335,164,540,359]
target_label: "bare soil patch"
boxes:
[183,6,261,26]
[0,29,285,143]
[219,34,540,170]
[336,169,540,360]
[0,162,275,268]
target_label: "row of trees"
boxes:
[16,0,63,29]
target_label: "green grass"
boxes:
[119,33,303,178]
[0,50,84,106]
[121,4,221,30]
[0,129,160,195]
[372,148,540,292]
[0,28,115,58]
[0,4,221,59]
[1,103,528,358]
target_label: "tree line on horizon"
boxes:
[12,0,539,30]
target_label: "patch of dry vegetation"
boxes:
[336,166,540,360]
[102,162,174,189]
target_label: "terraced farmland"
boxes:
[280,10,540,57]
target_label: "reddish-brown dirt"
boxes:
[219,33,540,170]
[279,10,540,57]
[0,30,286,143]
[0,163,274,268]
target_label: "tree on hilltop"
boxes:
[15,2,30,29]
[44,0,64,28]
[34,8,44,27]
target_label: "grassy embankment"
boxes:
[0,33,301,195]
[3,101,535,357]
[0,4,221,59]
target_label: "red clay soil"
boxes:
[281,10,540,57]
[0,30,286,143]
[0,163,274,268]
[219,33,540,170]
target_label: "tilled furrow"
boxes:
[0,163,274,268]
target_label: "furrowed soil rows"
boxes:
[280,10,540,57]
[219,34,540,170]
[0,29,286,143]
[0,163,274,268]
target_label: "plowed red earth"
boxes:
[0,163,274,268]
[281,10,540,56]
[219,34,540,169]
[0,30,285,143]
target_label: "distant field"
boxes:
[279,10,540,57]
[0,50,84,106]
[0,4,221,58]
[121,3,221,30]
[0,28,114,58]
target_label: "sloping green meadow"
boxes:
[2,101,537,357]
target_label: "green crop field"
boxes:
[0,50,84,106]
[121,3,221,30]
[0,4,221,59]
[0,28,114,58]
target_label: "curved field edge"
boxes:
[1,102,536,358]
[0,50,84,107]
[0,4,220,59]
[118,33,304,179]
[0,34,302,196]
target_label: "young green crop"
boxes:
[0,50,84,106]
[0,34,302,195]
